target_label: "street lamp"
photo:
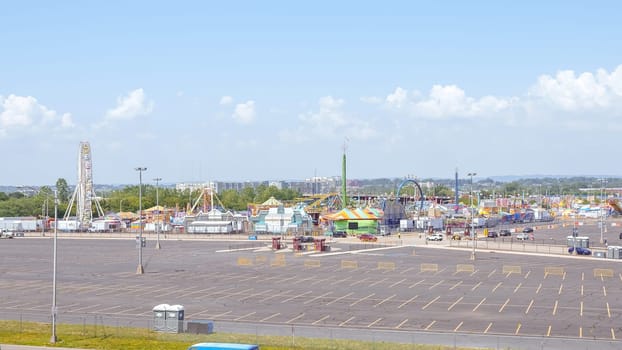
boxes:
[154,177,162,249]
[600,178,608,244]
[50,190,58,343]
[467,172,477,260]
[135,167,147,274]
[119,199,124,213]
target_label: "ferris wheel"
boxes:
[64,141,104,229]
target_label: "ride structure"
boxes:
[64,141,104,230]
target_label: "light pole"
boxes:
[468,172,477,260]
[119,199,124,213]
[50,190,58,343]
[600,178,607,244]
[154,177,162,249]
[135,167,147,274]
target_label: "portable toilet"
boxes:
[165,304,185,333]
[152,304,169,332]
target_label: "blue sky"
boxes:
[1,1,622,186]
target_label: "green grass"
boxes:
[0,320,485,350]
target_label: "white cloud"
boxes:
[280,96,376,143]
[383,85,514,119]
[220,95,234,105]
[105,88,153,121]
[232,101,256,124]
[0,94,74,135]
[528,66,622,111]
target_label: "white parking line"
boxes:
[374,294,396,307]
[499,298,510,313]
[281,290,313,303]
[428,280,444,290]
[330,276,352,285]
[449,281,462,290]
[350,293,375,307]
[398,295,419,309]
[389,278,407,288]
[303,291,333,305]
[525,299,534,314]
[369,278,388,287]
[409,279,425,289]
[312,315,330,325]
[239,289,273,302]
[471,281,482,291]
[326,292,354,305]
[473,298,486,312]
[235,312,256,321]
[395,318,408,329]
[422,296,440,310]
[350,277,371,287]
[286,313,305,324]
[367,317,383,327]
[447,296,463,311]
[340,316,355,327]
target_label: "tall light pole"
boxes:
[135,167,147,274]
[600,178,607,244]
[50,190,58,343]
[467,172,477,260]
[154,177,162,249]
[119,199,124,213]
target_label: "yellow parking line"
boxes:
[425,320,436,330]
[552,300,558,315]
[395,318,408,329]
[580,301,583,316]
[515,323,521,335]
[473,297,486,312]
[447,296,463,311]
[607,302,611,318]
[499,298,510,313]
[558,283,563,295]
[525,299,534,314]
[454,321,463,332]
[546,325,552,337]
[579,327,583,338]
[422,296,440,310]
[612,328,616,340]
[484,322,492,334]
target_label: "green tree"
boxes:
[56,178,70,202]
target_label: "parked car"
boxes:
[516,233,530,240]
[522,227,534,233]
[298,236,315,243]
[332,231,347,238]
[359,234,378,242]
[499,229,511,236]
[426,233,444,241]
[487,231,498,238]
[575,247,592,255]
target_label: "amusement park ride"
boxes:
[63,141,104,230]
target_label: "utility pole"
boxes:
[154,177,162,249]
[50,190,58,343]
[468,172,477,260]
[135,167,147,274]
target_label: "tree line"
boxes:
[0,176,617,218]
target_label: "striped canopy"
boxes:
[322,207,383,221]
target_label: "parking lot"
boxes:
[1,235,621,347]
